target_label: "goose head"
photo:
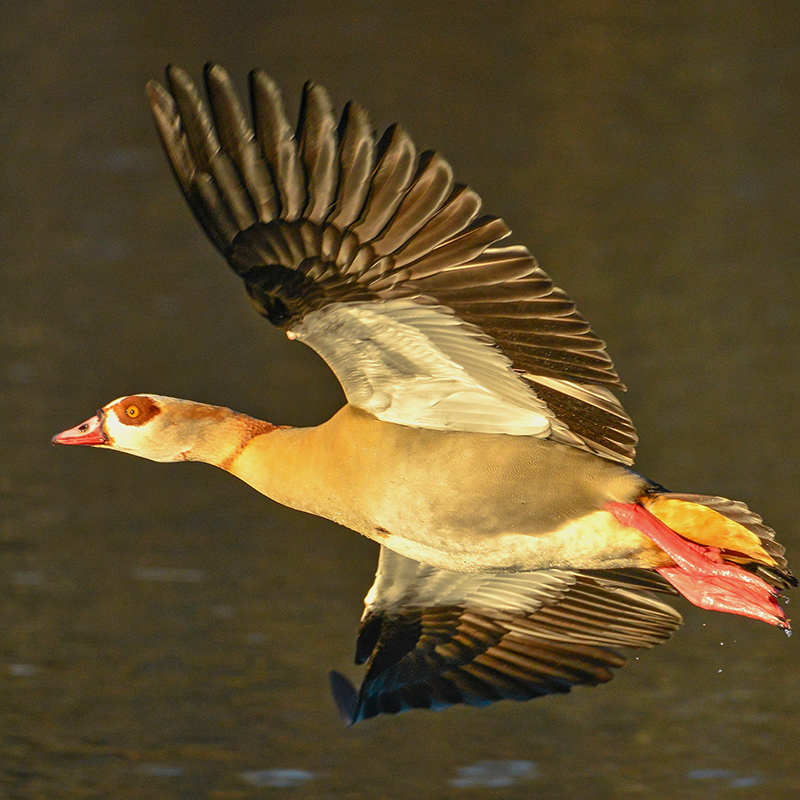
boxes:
[52,394,236,463]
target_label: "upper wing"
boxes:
[148,64,637,462]
[329,547,682,724]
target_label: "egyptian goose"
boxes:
[54,65,794,724]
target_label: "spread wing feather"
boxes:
[148,64,637,462]
[329,547,681,724]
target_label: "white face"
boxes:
[99,394,192,462]
[54,394,206,463]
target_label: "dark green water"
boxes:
[2,2,799,797]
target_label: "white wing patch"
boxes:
[293,298,555,435]
[363,547,574,617]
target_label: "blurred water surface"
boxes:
[1,2,799,798]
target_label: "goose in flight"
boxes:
[54,65,793,724]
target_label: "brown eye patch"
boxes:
[113,395,161,426]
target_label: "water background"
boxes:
[2,2,799,797]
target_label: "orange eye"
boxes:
[125,405,141,419]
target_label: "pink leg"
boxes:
[606,502,789,629]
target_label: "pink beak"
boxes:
[52,412,108,446]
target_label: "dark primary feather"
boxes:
[329,549,682,724]
[147,64,637,461]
